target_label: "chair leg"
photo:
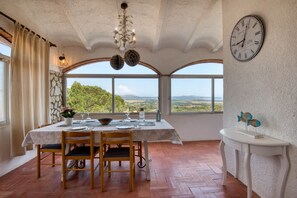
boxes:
[91,158,94,189]
[100,158,104,192]
[62,158,66,189]
[108,161,111,178]
[75,160,79,175]
[37,145,41,178]
[139,142,142,166]
[130,158,134,191]
[133,147,136,177]
[52,152,55,167]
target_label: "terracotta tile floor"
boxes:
[0,141,260,198]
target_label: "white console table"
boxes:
[220,128,290,198]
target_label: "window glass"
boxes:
[114,78,159,113]
[173,62,223,75]
[0,61,6,122]
[171,78,212,112]
[0,43,11,57]
[67,62,156,75]
[171,62,223,113]
[66,78,112,113]
[215,79,223,111]
[65,61,159,114]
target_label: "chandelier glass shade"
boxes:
[113,3,136,51]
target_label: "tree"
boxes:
[67,82,126,113]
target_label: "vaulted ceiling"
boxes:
[0,0,222,53]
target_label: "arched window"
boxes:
[64,61,159,114]
[170,62,223,113]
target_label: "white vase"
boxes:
[64,117,73,126]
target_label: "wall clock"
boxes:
[230,15,265,62]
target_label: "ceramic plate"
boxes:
[85,119,95,122]
[71,126,88,130]
[116,125,134,129]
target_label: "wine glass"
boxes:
[125,112,131,121]
[86,112,91,120]
[81,113,85,122]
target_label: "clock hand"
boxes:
[242,19,250,47]
[235,39,244,45]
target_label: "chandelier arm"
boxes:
[113,2,136,51]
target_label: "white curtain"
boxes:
[10,23,50,156]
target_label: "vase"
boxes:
[64,117,73,126]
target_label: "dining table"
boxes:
[22,119,182,181]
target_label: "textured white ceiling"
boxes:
[0,0,223,52]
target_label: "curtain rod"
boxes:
[0,11,56,47]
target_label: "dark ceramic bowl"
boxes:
[98,118,112,125]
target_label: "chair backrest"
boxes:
[62,131,94,146]
[100,130,133,147]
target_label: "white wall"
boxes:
[222,0,297,197]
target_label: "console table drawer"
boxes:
[250,145,283,156]
[223,136,242,151]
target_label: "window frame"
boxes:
[170,63,223,114]
[63,65,160,115]
[0,54,10,125]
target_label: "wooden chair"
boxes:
[100,130,135,192]
[119,141,143,167]
[61,130,99,189]
[36,124,62,178]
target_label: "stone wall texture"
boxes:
[50,71,63,123]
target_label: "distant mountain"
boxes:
[171,95,208,100]
[121,95,157,100]
[173,95,223,101]
[121,94,222,101]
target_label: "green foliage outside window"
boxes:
[67,82,126,113]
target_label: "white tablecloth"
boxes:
[22,119,182,147]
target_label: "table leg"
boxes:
[244,144,252,198]
[235,149,239,179]
[144,141,151,181]
[219,140,227,185]
[278,146,289,198]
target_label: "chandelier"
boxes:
[110,2,140,70]
[113,2,136,51]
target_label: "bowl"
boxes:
[98,118,112,125]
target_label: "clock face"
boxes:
[230,15,265,62]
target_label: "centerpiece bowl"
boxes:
[98,118,113,125]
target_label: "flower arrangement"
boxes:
[60,106,76,118]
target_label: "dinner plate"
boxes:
[85,119,95,122]
[116,125,134,129]
[71,126,88,130]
